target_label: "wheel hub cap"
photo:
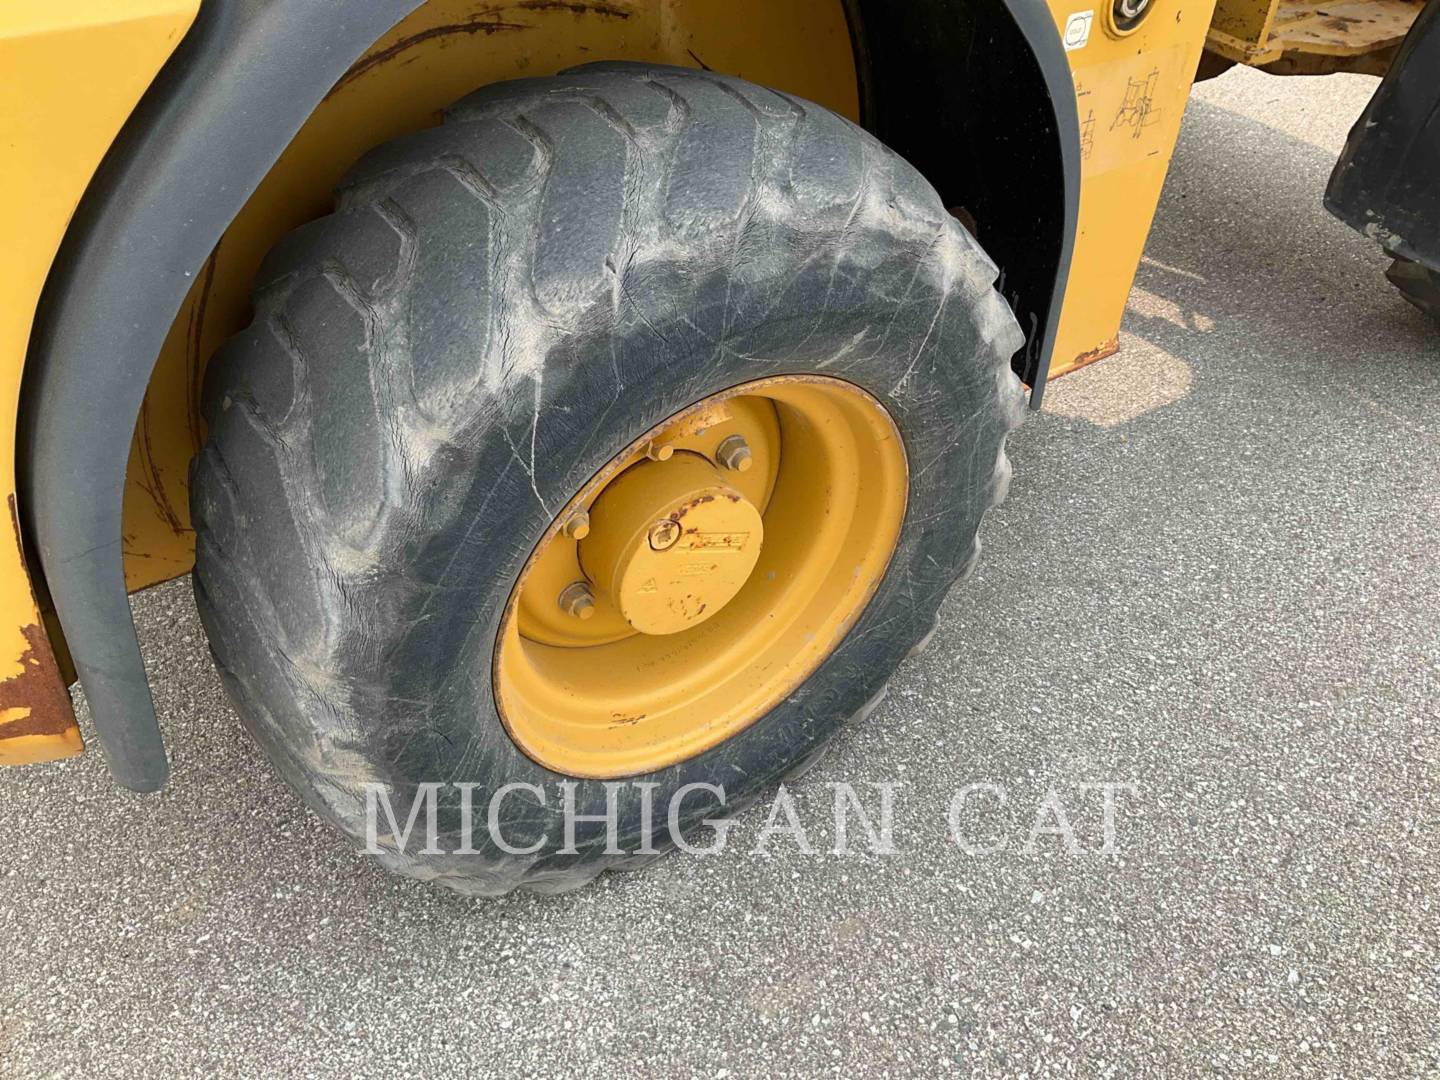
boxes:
[582,455,765,636]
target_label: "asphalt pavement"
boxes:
[3,68,1437,1078]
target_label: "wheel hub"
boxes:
[581,455,765,636]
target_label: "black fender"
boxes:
[22,0,1078,791]
[849,0,1080,401]
[1325,0,1440,271]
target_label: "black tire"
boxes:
[191,62,1025,896]
[1386,256,1440,322]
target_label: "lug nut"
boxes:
[561,511,591,541]
[648,519,682,551]
[716,434,753,473]
[558,582,596,620]
[644,440,675,462]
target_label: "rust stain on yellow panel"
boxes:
[1047,0,1217,381]
[0,0,201,766]
[0,499,79,765]
[125,0,861,593]
[0,624,81,765]
[1068,335,1122,374]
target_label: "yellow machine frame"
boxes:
[1046,0,1220,377]
[0,0,200,765]
[0,0,1421,768]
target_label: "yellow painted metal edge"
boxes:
[1208,0,1280,51]
[0,0,201,766]
[1205,25,1284,62]
[1046,0,1219,380]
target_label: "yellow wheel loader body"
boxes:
[0,0,1427,774]
[0,0,199,765]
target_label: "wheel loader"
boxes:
[1,0,1434,894]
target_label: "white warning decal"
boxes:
[1063,10,1095,50]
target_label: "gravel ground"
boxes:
[3,68,1437,1079]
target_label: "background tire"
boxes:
[191,62,1025,895]
[1386,256,1440,322]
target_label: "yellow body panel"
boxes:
[123,0,862,593]
[1207,0,1421,71]
[0,0,199,766]
[1046,0,1218,378]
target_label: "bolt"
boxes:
[561,511,591,541]
[648,519,682,551]
[644,440,675,462]
[558,582,596,620]
[716,434,753,473]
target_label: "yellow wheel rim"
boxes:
[494,376,908,778]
